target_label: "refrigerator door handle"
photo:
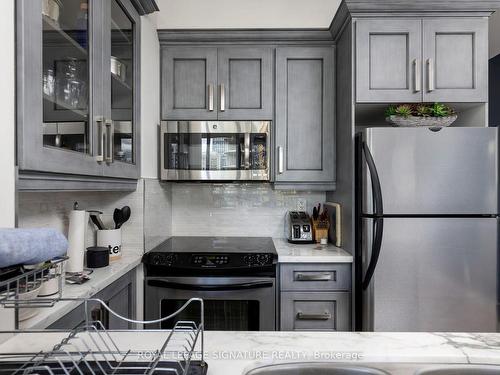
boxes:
[362,142,383,216]
[362,217,384,290]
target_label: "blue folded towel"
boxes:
[0,228,68,268]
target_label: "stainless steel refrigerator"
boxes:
[355,127,499,332]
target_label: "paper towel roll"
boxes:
[66,209,87,273]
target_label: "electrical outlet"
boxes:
[296,198,307,212]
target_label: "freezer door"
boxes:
[361,217,498,332]
[362,127,498,215]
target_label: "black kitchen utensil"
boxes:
[117,206,131,229]
[88,210,105,230]
[113,208,123,229]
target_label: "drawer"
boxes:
[280,292,350,331]
[280,263,351,291]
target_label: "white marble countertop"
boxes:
[273,238,353,263]
[18,252,142,330]
[1,331,500,374]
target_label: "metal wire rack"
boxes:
[0,298,205,375]
[0,260,206,375]
[0,257,66,309]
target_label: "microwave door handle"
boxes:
[244,133,250,169]
[147,279,274,291]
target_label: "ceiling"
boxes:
[154,0,342,29]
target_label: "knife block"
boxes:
[312,219,330,244]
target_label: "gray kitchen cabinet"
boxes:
[101,0,142,179]
[280,263,351,291]
[161,47,218,120]
[356,19,422,103]
[16,0,141,190]
[422,18,488,103]
[217,47,273,120]
[161,46,273,120]
[48,269,137,330]
[279,263,351,331]
[275,47,335,188]
[280,292,350,331]
[356,17,488,103]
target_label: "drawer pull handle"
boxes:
[296,273,333,282]
[297,312,331,321]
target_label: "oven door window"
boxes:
[164,133,267,171]
[160,299,260,331]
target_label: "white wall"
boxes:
[0,0,16,228]
[490,10,500,59]
[140,13,160,179]
[155,0,340,29]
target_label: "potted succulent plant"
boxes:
[385,103,457,127]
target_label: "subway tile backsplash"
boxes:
[17,181,144,256]
[171,183,325,238]
[144,179,172,251]
[16,181,326,253]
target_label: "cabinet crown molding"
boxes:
[157,29,334,45]
[130,0,159,15]
[343,0,500,13]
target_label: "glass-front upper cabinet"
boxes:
[16,0,140,182]
[101,0,140,178]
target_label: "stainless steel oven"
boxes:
[143,236,277,331]
[160,121,270,181]
[145,276,276,331]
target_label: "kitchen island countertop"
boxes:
[1,331,499,374]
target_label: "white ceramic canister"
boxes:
[96,229,122,261]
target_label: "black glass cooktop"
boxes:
[148,236,276,255]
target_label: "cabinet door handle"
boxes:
[220,84,225,112]
[427,58,435,92]
[208,84,214,111]
[278,146,284,174]
[96,117,105,163]
[105,119,114,164]
[414,59,421,92]
[297,312,332,321]
[296,273,333,282]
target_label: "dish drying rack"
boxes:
[0,259,206,375]
[0,258,66,309]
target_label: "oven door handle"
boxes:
[147,279,274,291]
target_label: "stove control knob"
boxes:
[258,254,270,265]
[165,254,175,266]
[151,255,160,265]
[243,254,256,266]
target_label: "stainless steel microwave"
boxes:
[160,121,270,181]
